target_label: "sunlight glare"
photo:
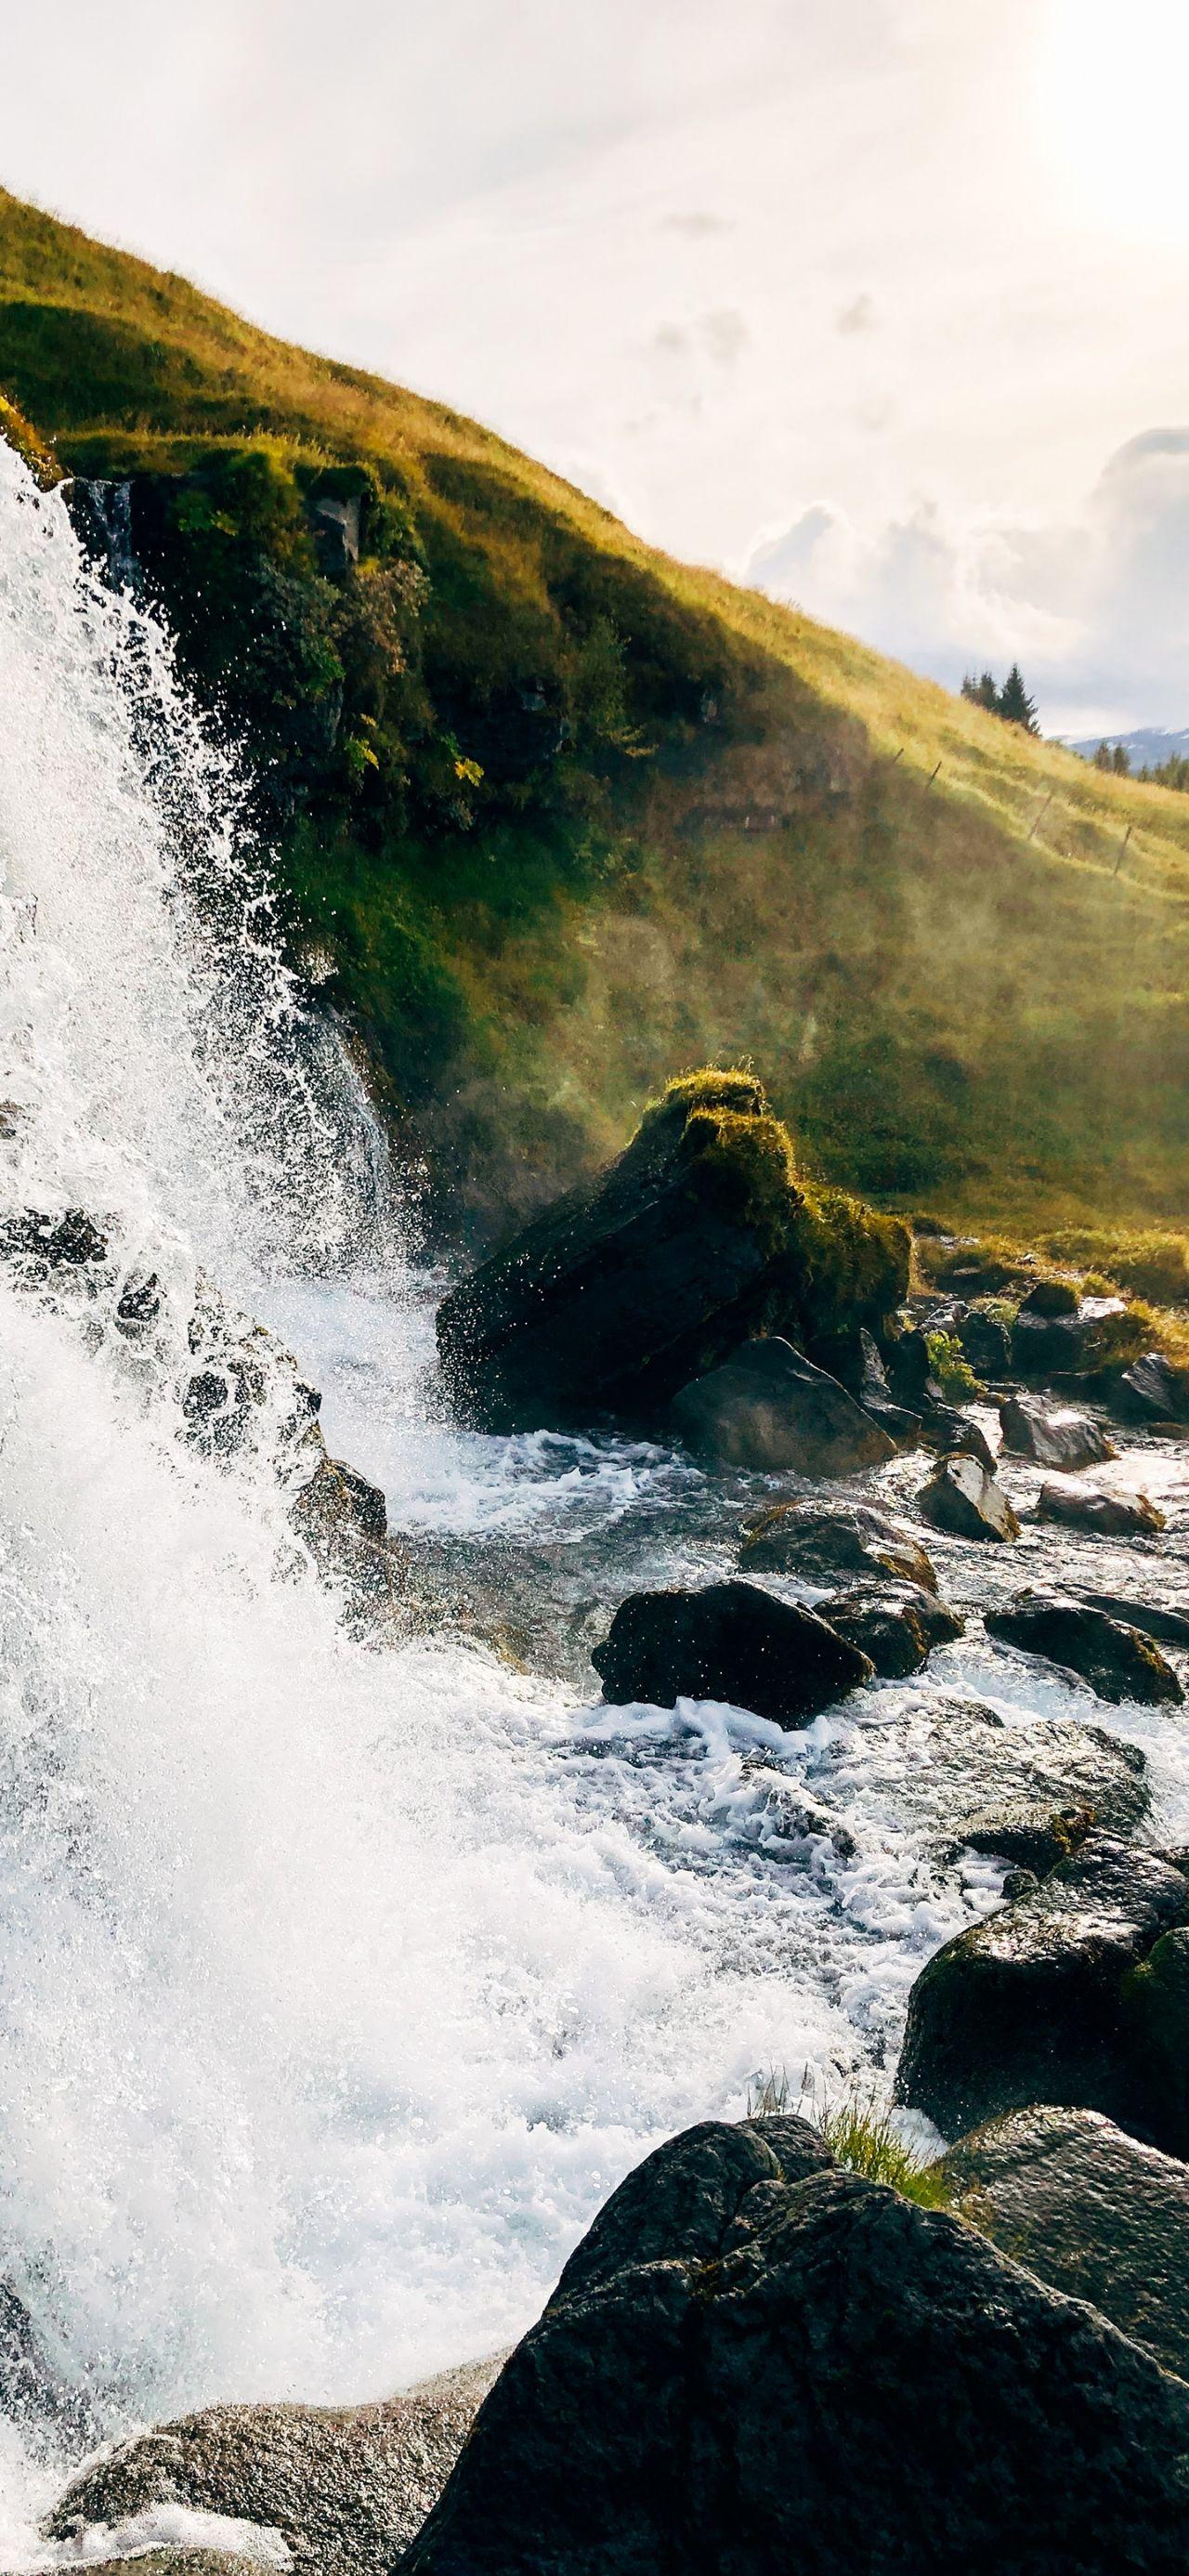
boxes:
[1038,0,1189,249]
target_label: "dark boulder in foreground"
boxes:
[1000,1393,1116,1472]
[986,1591,1183,1706]
[671,1336,895,1475]
[44,2355,508,2574]
[918,1450,1020,1542]
[958,1302,1013,1376]
[740,1498,938,1591]
[1115,1353,1189,1425]
[591,1580,873,1722]
[895,1835,1189,2144]
[942,2105,1189,2384]
[400,2117,1189,2576]
[436,1070,908,1431]
[1037,1482,1165,1538]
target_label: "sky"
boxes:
[3,0,1189,734]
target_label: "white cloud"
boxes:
[746,430,1189,731]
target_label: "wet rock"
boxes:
[812,1696,1148,1857]
[1116,1353,1189,1426]
[895,1835,1189,2140]
[1013,1305,1130,1380]
[1123,1927,1189,2161]
[1000,1393,1116,1472]
[957,1304,1013,1377]
[1073,1591,1189,1648]
[670,1337,895,1476]
[917,1451,1020,1542]
[917,1406,997,1471]
[1037,1482,1166,1538]
[853,1327,923,1446]
[740,1499,938,1592]
[942,2106,1189,2383]
[591,1580,873,1724]
[956,1800,1098,1876]
[43,2355,509,2574]
[400,2122,1189,2576]
[290,1456,394,1602]
[985,1590,1183,1706]
[0,2281,96,2454]
[0,1206,109,1271]
[435,1071,908,1432]
[551,2113,834,2307]
[733,1768,858,1863]
[817,1587,937,1679]
[1019,1278,1080,1318]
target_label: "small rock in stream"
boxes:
[817,1585,960,1679]
[985,1591,1183,1706]
[591,1580,873,1725]
[1037,1482,1165,1538]
[1000,1393,1116,1472]
[917,1452,1020,1542]
[740,1499,938,1593]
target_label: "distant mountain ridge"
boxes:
[1069,728,1189,769]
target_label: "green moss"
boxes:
[1040,1227,1189,1306]
[682,1103,800,1257]
[925,1329,983,1399]
[0,386,59,486]
[786,1187,910,1338]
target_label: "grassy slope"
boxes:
[2,184,1187,1238]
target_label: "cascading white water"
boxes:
[0,443,869,2551]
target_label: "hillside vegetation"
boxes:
[2,185,1187,1242]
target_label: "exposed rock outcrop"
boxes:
[399,2117,1189,2576]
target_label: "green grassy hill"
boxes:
[3,184,1187,1242]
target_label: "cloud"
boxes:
[700,308,749,366]
[837,293,877,333]
[745,428,1189,730]
[660,211,733,235]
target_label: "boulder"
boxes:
[895,1835,1189,2141]
[590,1581,872,1724]
[1072,1591,1189,1648]
[883,1325,936,1407]
[942,2106,1189,2383]
[670,1336,895,1475]
[957,1304,1013,1377]
[1019,1278,1080,1318]
[955,1799,1099,1876]
[1114,1353,1189,1425]
[1013,1304,1130,1380]
[853,1327,923,1446]
[917,1406,997,1471]
[435,1071,908,1432]
[399,2121,1189,2576]
[0,1206,109,1272]
[917,1452,1020,1542]
[1000,1393,1117,1472]
[740,1499,938,1592]
[43,2355,509,2575]
[1037,1482,1166,1538]
[817,1587,946,1679]
[290,1455,396,1604]
[985,1591,1183,1706]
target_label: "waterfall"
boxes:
[0,439,861,2553]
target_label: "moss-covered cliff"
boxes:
[3,185,1188,1244]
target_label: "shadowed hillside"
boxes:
[2,184,1187,1241]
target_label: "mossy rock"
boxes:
[437,1067,908,1431]
[0,388,60,488]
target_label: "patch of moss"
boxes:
[926,1329,983,1399]
[681,1102,800,1257]
[0,386,59,487]
[786,1186,910,1340]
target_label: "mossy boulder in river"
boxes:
[436,1070,909,1432]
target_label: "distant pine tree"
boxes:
[1092,740,1114,770]
[1111,742,1131,775]
[997,664,1039,732]
[961,670,1000,713]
